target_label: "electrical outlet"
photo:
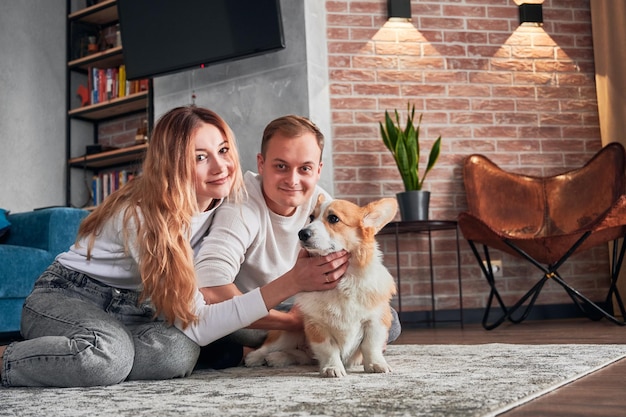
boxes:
[482,260,503,277]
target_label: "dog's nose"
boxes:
[298,228,312,242]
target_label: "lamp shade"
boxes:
[518,3,543,25]
[388,0,411,19]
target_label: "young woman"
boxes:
[0,106,349,388]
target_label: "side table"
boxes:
[378,220,463,327]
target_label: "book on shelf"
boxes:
[84,64,147,106]
[118,64,126,98]
[91,169,138,206]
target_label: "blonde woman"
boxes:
[0,106,348,387]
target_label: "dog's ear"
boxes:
[312,194,326,217]
[362,198,398,233]
[316,194,326,208]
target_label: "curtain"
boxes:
[590,0,626,315]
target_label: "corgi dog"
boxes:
[244,196,398,378]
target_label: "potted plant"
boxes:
[379,103,442,221]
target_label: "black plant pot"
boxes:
[396,190,430,221]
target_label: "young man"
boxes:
[194,115,400,366]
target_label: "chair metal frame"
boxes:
[467,235,626,330]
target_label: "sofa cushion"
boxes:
[0,207,88,334]
[0,208,10,239]
[0,245,54,298]
[5,208,88,253]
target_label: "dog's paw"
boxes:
[265,351,296,367]
[364,361,392,373]
[320,365,347,378]
[287,349,316,365]
[244,350,266,367]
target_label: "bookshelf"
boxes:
[66,0,152,209]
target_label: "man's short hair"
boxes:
[261,115,324,160]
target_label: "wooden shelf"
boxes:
[69,143,148,170]
[69,0,118,25]
[68,46,123,71]
[68,91,149,121]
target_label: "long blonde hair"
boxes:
[77,106,243,328]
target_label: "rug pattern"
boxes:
[1,343,625,417]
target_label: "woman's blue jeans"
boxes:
[1,262,199,387]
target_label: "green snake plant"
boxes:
[379,103,442,191]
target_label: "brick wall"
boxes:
[98,113,145,149]
[326,0,606,313]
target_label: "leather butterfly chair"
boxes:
[458,142,626,330]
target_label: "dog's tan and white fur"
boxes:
[244,196,398,378]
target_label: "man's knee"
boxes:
[225,329,268,348]
[388,307,402,344]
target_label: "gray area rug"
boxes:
[1,343,625,417]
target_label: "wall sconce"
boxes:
[518,3,543,25]
[388,0,411,20]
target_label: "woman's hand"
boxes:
[285,304,305,330]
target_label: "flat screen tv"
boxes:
[117,0,285,80]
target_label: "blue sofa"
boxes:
[0,207,89,334]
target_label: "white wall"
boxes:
[0,0,66,212]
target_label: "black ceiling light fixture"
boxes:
[388,0,411,20]
[518,3,543,25]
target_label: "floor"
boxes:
[394,318,626,416]
[2,318,623,415]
